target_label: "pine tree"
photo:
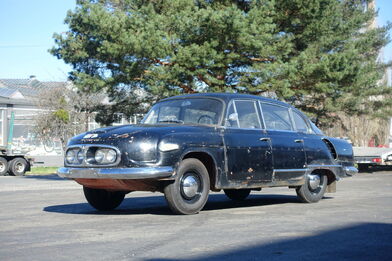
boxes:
[51,0,391,126]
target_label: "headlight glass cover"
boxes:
[65,149,76,164]
[94,148,117,164]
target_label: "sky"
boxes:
[0,0,391,82]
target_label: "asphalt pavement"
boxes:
[0,170,391,261]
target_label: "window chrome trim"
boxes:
[225,99,265,130]
[65,144,121,167]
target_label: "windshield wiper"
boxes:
[158,119,184,124]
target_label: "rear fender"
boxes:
[323,137,354,164]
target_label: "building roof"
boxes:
[0,88,24,99]
[0,77,70,106]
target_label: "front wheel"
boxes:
[164,158,210,215]
[83,187,125,211]
[296,173,327,203]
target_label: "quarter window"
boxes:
[261,103,292,131]
[293,112,309,133]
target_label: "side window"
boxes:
[261,103,292,131]
[225,103,239,128]
[235,100,262,129]
[293,112,309,133]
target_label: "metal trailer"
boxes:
[0,146,32,176]
[353,147,392,171]
[0,111,33,176]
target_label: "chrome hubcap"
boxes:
[0,162,5,172]
[15,163,25,173]
[181,174,199,199]
[308,174,321,190]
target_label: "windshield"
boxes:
[142,98,223,126]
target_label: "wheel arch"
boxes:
[310,168,337,193]
[181,151,218,191]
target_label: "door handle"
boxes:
[259,137,270,142]
[294,139,304,143]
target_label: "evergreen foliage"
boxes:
[51,0,391,126]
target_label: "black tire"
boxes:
[224,189,251,201]
[296,173,327,203]
[0,157,9,176]
[83,186,125,211]
[9,158,28,176]
[164,158,210,215]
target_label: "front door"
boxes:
[223,100,273,182]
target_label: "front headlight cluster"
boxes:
[94,148,117,164]
[66,148,84,165]
[65,146,119,166]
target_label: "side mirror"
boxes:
[228,113,238,122]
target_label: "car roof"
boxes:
[161,93,290,107]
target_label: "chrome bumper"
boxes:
[344,166,358,176]
[57,166,174,180]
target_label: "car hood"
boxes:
[68,124,218,145]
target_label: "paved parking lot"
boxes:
[0,170,391,261]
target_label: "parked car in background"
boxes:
[353,147,392,171]
[58,93,357,214]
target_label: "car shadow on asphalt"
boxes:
[43,193,333,216]
[145,223,392,261]
[23,174,65,181]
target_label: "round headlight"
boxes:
[106,149,117,163]
[95,149,105,163]
[66,150,76,164]
[77,150,84,163]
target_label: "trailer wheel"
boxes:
[9,158,28,176]
[0,157,9,176]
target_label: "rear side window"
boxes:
[292,112,309,133]
[261,103,292,131]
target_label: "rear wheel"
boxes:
[164,158,210,215]
[224,189,251,201]
[83,187,125,211]
[296,173,327,203]
[0,157,8,176]
[9,158,28,176]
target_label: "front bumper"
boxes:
[57,166,174,180]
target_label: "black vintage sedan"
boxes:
[58,93,357,214]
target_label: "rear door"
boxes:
[259,102,306,181]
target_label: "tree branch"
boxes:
[179,84,197,93]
